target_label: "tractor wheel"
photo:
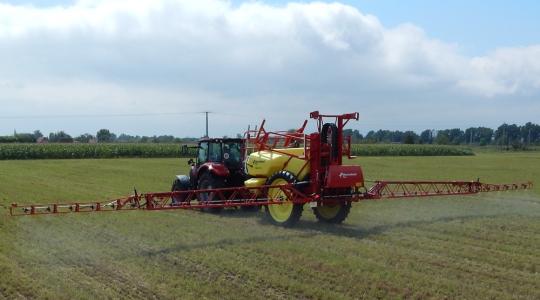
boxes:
[312,201,351,224]
[197,172,224,213]
[321,123,339,160]
[171,176,190,204]
[264,171,303,227]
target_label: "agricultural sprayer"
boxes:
[10,111,533,226]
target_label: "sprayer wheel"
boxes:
[312,201,351,224]
[265,171,303,227]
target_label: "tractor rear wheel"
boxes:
[265,171,303,227]
[312,201,351,224]
[197,172,224,213]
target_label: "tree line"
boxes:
[0,129,198,144]
[1,122,539,147]
[346,122,540,147]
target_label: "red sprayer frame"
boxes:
[10,180,532,216]
[9,111,533,217]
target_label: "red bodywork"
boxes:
[325,165,364,188]
[192,162,230,179]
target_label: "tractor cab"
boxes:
[182,138,246,191]
[195,138,244,170]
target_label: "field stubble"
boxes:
[0,153,539,299]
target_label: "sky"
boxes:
[0,0,539,138]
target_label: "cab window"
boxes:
[223,142,242,164]
[208,142,222,162]
[198,142,208,163]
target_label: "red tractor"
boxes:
[171,138,248,212]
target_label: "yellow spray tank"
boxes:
[244,148,309,188]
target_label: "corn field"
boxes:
[350,144,473,156]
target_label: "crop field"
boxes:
[0,143,195,160]
[0,143,474,160]
[0,153,539,299]
[350,144,473,156]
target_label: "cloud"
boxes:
[459,46,540,96]
[0,0,538,136]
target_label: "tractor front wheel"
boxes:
[265,171,303,227]
[171,176,190,204]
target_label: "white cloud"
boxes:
[459,46,540,96]
[0,0,538,136]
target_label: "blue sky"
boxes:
[0,0,539,137]
[277,0,540,56]
[341,0,540,56]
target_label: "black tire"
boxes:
[197,172,224,213]
[171,176,190,204]
[312,201,351,224]
[240,205,260,212]
[264,170,303,227]
[321,123,339,160]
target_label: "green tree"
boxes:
[74,133,95,143]
[402,131,418,144]
[494,124,520,146]
[49,131,73,143]
[14,132,36,143]
[33,130,43,139]
[435,131,450,145]
[96,129,116,143]
[419,130,433,144]
[520,122,540,145]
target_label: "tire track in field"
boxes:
[407,223,540,259]
[391,230,540,283]
[362,237,539,299]
[14,213,305,299]
[272,217,540,299]
[10,215,181,299]
[375,228,540,298]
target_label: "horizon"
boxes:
[5,119,538,140]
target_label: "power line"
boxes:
[0,112,198,119]
[0,111,251,120]
[0,111,253,120]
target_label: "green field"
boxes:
[1,153,539,299]
[0,143,475,160]
[351,144,474,156]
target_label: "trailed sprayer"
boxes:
[10,111,532,226]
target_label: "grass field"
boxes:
[1,153,539,299]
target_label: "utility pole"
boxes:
[205,111,209,138]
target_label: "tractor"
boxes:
[171,138,248,212]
